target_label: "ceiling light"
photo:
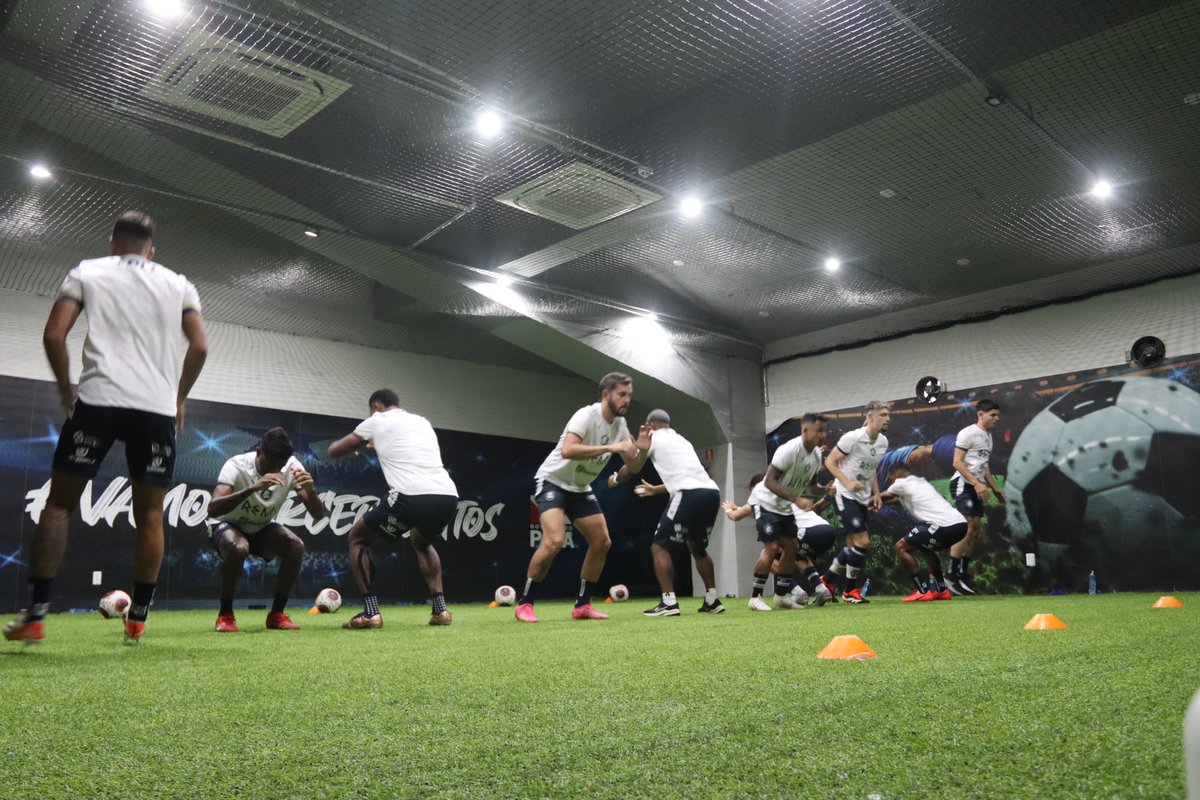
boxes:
[644,311,658,321]
[145,0,186,20]
[475,110,504,139]
[956,258,971,266]
[29,164,52,180]
[984,93,1006,107]
[495,272,513,287]
[758,310,770,318]
[1090,179,1113,199]
[672,259,685,267]
[824,257,841,272]
[679,196,703,219]
[303,228,318,238]
[878,188,896,198]
[1183,92,1200,106]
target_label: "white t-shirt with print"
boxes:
[535,403,631,493]
[353,408,457,497]
[833,427,888,504]
[208,451,304,534]
[749,435,824,515]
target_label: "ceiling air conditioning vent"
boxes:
[495,162,661,230]
[139,28,350,137]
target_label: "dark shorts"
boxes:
[653,488,720,548]
[207,521,292,558]
[797,523,837,558]
[754,507,798,543]
[903,521,968,551]
[534,480,603,522]
[835,495,870,533]
[53,400,177,486]
[363,491,458,541]
[949,476,983,518]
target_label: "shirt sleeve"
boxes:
[216,458,240,488]
[955,428,973,450]
[888,476,910,498]
[564,407,594,440]
[770,438,796,471]
[353,415,376,444]
[182,277,202,314]
[59,265,84,304]
[835,431,856,454]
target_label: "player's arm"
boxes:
[634,480,666,497]
[869,470,883,511]
[206,476,283,517]
[763,464,814,510]
[984,465,1005,503]
[327,433,368,459]
[562,431,631,461]
[824,447,862,492]
[722,500,753,521]
[952,447,989,499]
[290,465,327,518]
[608,425,652,485]
[42,297,82,414]
[175,309,208,430]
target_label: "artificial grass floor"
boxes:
[1,593,1196,799]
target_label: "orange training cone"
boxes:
[817,635,877,661]
[1154,596,1184,608]
[308,606,321,615]
[604,597,614,604]
[1024,613,1068,630]
[488,601,499,608]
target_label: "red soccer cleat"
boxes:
[123,619,145,645]
[932,589,953,601]
[215,613,238,633]
[265,612,300,630]
[3,615,44,644]
[571,603,609,620]
[902,590,927,603]
[841,588,870,604]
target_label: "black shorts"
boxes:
[534,480,603,522]
[949,476,983,518]
[207,521,290,558]
[903,521,968,551]
[653,488,720,548]
[797,523,836,558]
[835,495,870,533]
[363,491,458,541]
[52,400,177,486]
[754,507,798,543]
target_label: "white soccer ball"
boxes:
[98,589,131,619]
[315,587,342,613]
[609,584,629,602]
[494,585,516,606]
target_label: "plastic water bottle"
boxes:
[1088,571,1097,595]
[861,579,871,598]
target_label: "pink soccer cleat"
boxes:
[571,603,609,620]
[514,603,539,623]
[265,612,300,630]
[4,615,44,644]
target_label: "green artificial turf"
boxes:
[1,593,1196,799]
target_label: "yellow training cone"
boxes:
[1024,613,1068,630]
[817,635,877,661]
[1154,596,1184,608]
[308,606,321,615]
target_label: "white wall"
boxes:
[764,273,1200,429]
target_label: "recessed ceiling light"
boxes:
[824,257,841,272]
[985,93,1006,107]
[878,188,896,198]
[1090,179,1113,199]
[29,164,52,180]
[475,109,504,139]
[303,228,318,238]
[1183,92,1200,106]
[956,257,971,266]
[672,259,685,267]
[679,196,703,219]
[495,272,513,287]
[758,310,770,318]
[644,311,658,321]
[145,0,186,20]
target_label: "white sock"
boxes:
[662,592,676,605]
[705,587,718,603]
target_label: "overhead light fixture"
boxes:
[303,228,319,238]
[956,258,971,267]
[1090,179,1113,199]
[679,196,703,219]
[145,0,186,20]
[495,272,513,287]
[475,109,504,139]
[672,259,685,267]
[823,257,841,272]
[984,93,1006,107]
[29,164,53,180]
[878,188,896,198]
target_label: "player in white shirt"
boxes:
[6,212,208,646]
[327,389,460,628]
[822,400,890,604]
[609,409,724,616]
[206,428,326,633]
[879,463,968,602]
[946,399,1005,595]
[515,373,649,623]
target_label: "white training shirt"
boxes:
[887,475,966,527]
[646,427,718,498]
[832,427,889,504]
[60,255,201,417]
[750,435,824,516]
[535,402,631,493]
[954,424,993,481]
[353,408,457,497]
[209,451,304,534]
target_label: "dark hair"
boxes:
[977,398,1001,413]
[112,210,155,244]
[800,413,828,426]
[747,472,764,491]
[369,388,400,408]
[259,427,294,461]
[598,372,633,399]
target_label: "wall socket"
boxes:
[92,570,102,586]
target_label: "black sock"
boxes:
[219,596,234,616]
[949,557,962,578]
[911,574,929,593]
[960,557,972,576]
[774,578,794,597]
[751,573,768,598]
[575,579,594,608]
[270,594,288,615]
[518,578,537,606]
[431,592,447,614]
[128,581,156,623]
[929,572,944,592]
[25,577,53,622]
[802,566,821,590]
[363,594,380,617]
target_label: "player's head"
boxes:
[799,412,828,448]
[976,398,1001,429]
[889,462,912,482]
[747,472,764,491]
[598,372,633,418]
[109,210,156,259]
[368,388,400,413]
[645,408,671,430]
[864,400,891,432]
[256,427,295,473]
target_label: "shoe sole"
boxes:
[698,606,725,614]
[643,610,681,617]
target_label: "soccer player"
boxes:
[879,463,967,602]
[609,409,724,616]
[327,389,459,628]
[946,399,1005,595]
[516,372,648,623]
[206,428,326,632]
[4,212,207,645]
[745,413,830,611]
[822,400,890,604]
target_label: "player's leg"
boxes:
[796,525,836,605]
[407,495,457,625]
[948,515,982,595]
[929,522,967,599]
[122,409,177,643]
[916,548,951,600]
[823,497,871,603]
[571,511,612,619]
[211,523,251,631]
[749,510,785,611]
[252,523,305,630]
[343,516,384,629]
[895,534,930,600]
[772,535,803,609]
[643,540,680,617]
[517,484,571,620]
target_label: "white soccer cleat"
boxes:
[748,597,773,612]
[809,582,833,607]
[774,593,803,610]
[789,587,810,605]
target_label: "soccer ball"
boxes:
[98,590,131,619]
[494,585,516,606]
[315,588,342,613]
[609,584,629,602]
[1005,376,1200,588]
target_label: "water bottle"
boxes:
[861,579,871,598]
[1088,571,1097,595]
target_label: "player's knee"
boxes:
[893,539,909,556]
[541,532,566,554]
[687,542,707,560]
[592,535,612,555]
[228,539,251,561]
[283,534,305,561]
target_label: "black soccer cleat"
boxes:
[644,602,681,617]
[956,576,979,595]
[697,599,726,614]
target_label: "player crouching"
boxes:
[879,463,967,602]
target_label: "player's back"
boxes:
[369,409,457,497]
[649,428,717,496]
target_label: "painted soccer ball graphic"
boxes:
[1005,376,1200,587]
[494,585,516,606]
[315,587,342,613]
[609,584,630,602]
[98,589,131,619]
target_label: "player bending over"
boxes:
[879,464,967,602]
